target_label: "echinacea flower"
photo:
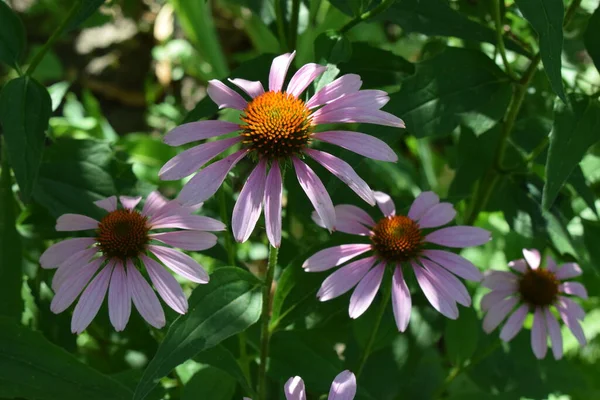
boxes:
[159,51,404,248]
[304,191,490,331]
[243,370,356,400]
[39,192,225,333]
[481,249,588,359]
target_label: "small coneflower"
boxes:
[304,191,490,331]
[159,51,404,248]
[481,249,588,359]
[39,192,225,333]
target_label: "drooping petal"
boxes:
[142,254,188,314]
[312,209,371,236]
[421,249,482,281]
[293,157,335,231]
[119,196,142,210]
[481,270,519,291]
[420,258,470,306]
[159,137,242,180]
[228,78,265,98]
[207,79,247,110]
[328,370,357,400]
[544,307,563,360]
[557,303,587,346]
[480,289,514,312]
[499,304,529,342]
[284,376,306,400]
[71,263,113,334]
[556,296,585,320]
[126,260,165,328]
[50,258,104,313]
[306,73,362,109]
[150,231,218,251]
[302,244,372,272]
[312,107,405,128]
[56,214,99,231]
[412,261,458,319]
[142,191,169,218]
[264,161,283,248]
[555,262,583,280]
[508,259,527,273]
[108,260,131,332]
[407,191,439,221]
[164,120,241,146]
[317,257,377,301]
[40,238,97,269]
[304,149,375,205]
[482,297,519,333]
[94,196,117,212]
[425,226,491,248]
[417,203,456,229]
[178,150,247,206]
[312,130,397,162]
[269,51,296,92]
[522,248,541,269]
[391,266,411,332]
[335,204,375,227]
[286,63,327,97]
[149,245,209,283]
[150,214,226,232]
[51,248,100,291]
[233,161,267,243]
[349,263,385,319]
[559,282,588,299]
[531,307,548,359]
[314,90,389,114]
[374,191,395,217]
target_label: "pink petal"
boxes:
[349,263,385,319]
[480,289,514,312]
[317,256,376,301]
[306,73,362,109]
[425,226,491,248]
[119,196,142,210]
[142,254,188,314]
[151,215,226,231]
[293,157,335,231]
[312,107,405,128]
[303,244,373,272]
[544,307,563,359]
[546,255,558,272]
[557,303,587,346]
[126,260,165,328]
[417,202,456,229]
[557,296,585,320]
[108,260,131,331]
[50,258,104,313]
[284,376,306,400]
[56,214,99,231]
[40,238,96,269]
[374,191,395,217]
[481,270,518,291]
[286,63,326,97]
[559,282,588,299]
[71,263,113,334]
[312,130,397,162]
[264,161,283,248]
[228,78,265,98]
[508,259,527,273]
[531,307,548,359]
[94,196,117,212]
[312,209,371,236]
[178,149,247,206]
[269,51,296,92]
[233,161,267,243]
[335,204,375,227]
[149,245,209,283]
[164,120,241,146]
[499,304,529,342]
[408,191,439,221]
[304,149,375,205]
[150,231,218,251]
[51,248,100,291]
[412,261,458,319]
[315,90,389,114]
[522,248,541,269]
[555,262,583,280]
[391,266,411,332]
[207,79,247,110]
[159,137,242,180]
[482,297,519,333]
[142,191,170,218]
[420,258,470,306]
[328,370,357,400]
[421,249,483,281]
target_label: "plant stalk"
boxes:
[338,0,395,34]
[288,0,301,51]
[492,0,518,81]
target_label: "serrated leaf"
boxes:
[0,1,25,68]
[514,0,566,101]
[133,267,262,400]
[584,4,600,74]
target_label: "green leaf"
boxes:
[0,1,25,68]
[329,0,376,16]
[542,95,600,210]
[582,219,600,276]
[0,76,52,202]
[0,147,23,321]
[0,317,132,399]
[584,4,600,74]
[514,0,566,101]
[444,308,479,365]
[182,367,236,400]
[134,267,262,400]
[67,0,107,31]
[194,344,253,396]
[314,31,352,65]
[389,47,511,138]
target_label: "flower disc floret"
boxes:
[97,209,150,259]
[518,268,559,307]
[371,215,423,262]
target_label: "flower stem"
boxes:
[338,0,395,34]
[257,244,279,400]
[492,0,518,81]
[288,0,301,51]
[275,0,288,52]
[26,1,81,76]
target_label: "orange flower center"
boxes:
[96,209,150,259]
[518,268,559,307]
[240,91,312,159]
[371,215,423,263]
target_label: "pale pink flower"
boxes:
[304,191,490,331]
[481,249,588,359]
[39,192,225,333]
[160,51,404,248]
[243,370,356,400]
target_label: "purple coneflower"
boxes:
[159,51,404,248]
[481,249,588,359]
[304,191,490,331]
[244,370,356,400]
[39,192,225,333]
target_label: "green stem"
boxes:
[218,186,236,266]
[275,0,288,51]
[288,0,301,51]
[257,244,279,400]
[524,136,549,165]
[338,0,395,34]
[492,0,518,81]
[27,1,81,76]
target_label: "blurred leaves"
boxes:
[0,1,25,68]
[584,4,600,74]
[444,308,479,366]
